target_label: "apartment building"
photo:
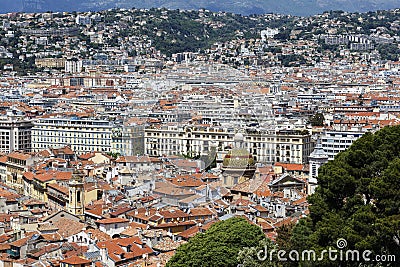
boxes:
[0,116,32,153]
[32,117,113,154]
[145,125,313,164]
[3,152,36,194]
[35,58,66,69]
[321,130,365,160]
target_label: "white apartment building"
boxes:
[32,117,113,154]
[261,28,279,41]
[321,130,365,160]
[145,125,313,164]
[177,94,275,126]
[65,60,83,73]
[0,116,32,153]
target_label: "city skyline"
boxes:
[0,5,398,267]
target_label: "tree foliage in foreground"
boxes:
[286,126,400,266]
[166,217,267,267]
[310,113,324,126]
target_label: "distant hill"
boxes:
[0,0,399,16]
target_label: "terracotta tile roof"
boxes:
[139,195,160,203]
[231,174,272,194]
[13,258,37,265]
[10,236,31,247]
[52,146,75,155]
[253,205,268,212]
[0,156,7,163]
[97,237,154,263]
[62,242,88,258]
[201,173,219,180]
[85,206,104,218]
[52,218,86,238]
[257,166,275,174]
[55,171,72,181]
[84,229,111,242]
[274,162,305,171]
[23,199,46,206]
[152,237,185,252]
[79,152,112,160]
[60,256,91,265]
[154,220,196,229]
[37,150,51,158]
[158,209,189,219]
[78,152,96,160]
[188,207,215,217]
[234,198,255,207]
[154,181,194,196]
[7,152,31,161]
[141,229,168,239]
[34,173,54,183]
[200,220,218,231]
[31,209,45,215]
[128,221,147,229]
[0,234,11,243]
[96,218,129,225]
[116,155,152,163]
[41,232,63,242]
[119,227,138,237]
[116,236,143,246]
[178,226,200,239]
[258,221,274,231]
[0,188,20,202]
[0,244,10,251]
[273,217,298,228]
[30,244,60,258]
[148,215,162,223]
[126,208,157,222]
[109,206,135,217]
[23,172,34,181]
[47,183,69,195]
[167,175,205,187]
[292,197,307,206]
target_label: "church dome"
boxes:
[233,132,244,142]
[222,148,255,169]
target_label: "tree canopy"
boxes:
[310,113,324,126]
[286,125,400,266]
[166,217,266,267]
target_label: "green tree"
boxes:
[275,223,295,251]
[237,238,278,267]
[167,217,265,267]
[107,152,121,159]
[309,113,324,126]
[287,126,400,266]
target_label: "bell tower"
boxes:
[68,168,85,219]
[308,139,328,194]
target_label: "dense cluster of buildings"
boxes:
[0,7,398,267]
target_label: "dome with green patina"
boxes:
[222,148,256,169]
